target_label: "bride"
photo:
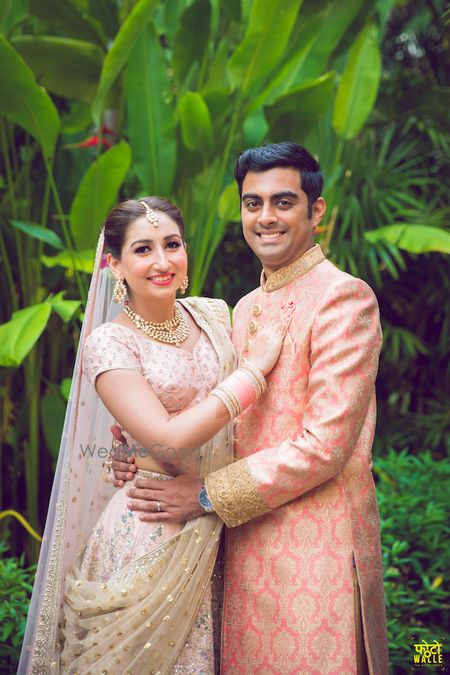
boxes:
[19,196,292,674]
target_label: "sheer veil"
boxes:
[18,230,235,674]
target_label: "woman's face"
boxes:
[108,212,187,302]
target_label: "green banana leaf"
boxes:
[365,225,450,255]
[50,292,81,322]
[41,249,95,274]
[29,0,104,46]
[299,0,366,80]
[332,22,381,140]
[172,0,211,84]
[0,36,60,161]
[69,141,131,250]
[10,220,63,249]
[92,0,158,124]
[0,0,28,35]
[248,13,325,113]
[125,23,176,195]
[265,72,335,142]
[0,303,52,367]
[178,92,213,153]
[11,36,104,104]
[218,182,241,223]
[228,0,303,92]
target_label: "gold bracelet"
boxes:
[210,388,239,419]
[219,385,241,417]
[244,362,266,392]
[239,367,264,397]
[240,363,266,396]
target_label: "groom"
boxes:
[113,142,388,674]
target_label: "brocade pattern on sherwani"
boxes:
[206,246,389,675]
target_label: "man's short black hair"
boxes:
[234,141,324,217]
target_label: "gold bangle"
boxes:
[219,386,241,417]
[240,363,266,396]
[239,367,263,397]
[211,389,237,419]
[244,362,266,392]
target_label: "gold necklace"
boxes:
[123,300,189,346]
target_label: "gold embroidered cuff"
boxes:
[205,459,270,528]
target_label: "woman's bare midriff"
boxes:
[135,456,172,475]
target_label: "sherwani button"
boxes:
[252,304,262,316]
[248,320,258,334]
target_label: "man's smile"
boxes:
[256,231,286,241]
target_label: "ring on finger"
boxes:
[156,500,161,513]
[104,459,113,472]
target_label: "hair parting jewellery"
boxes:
[139,200,159,227]
[123,300,189,346]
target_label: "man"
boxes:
[113,142,389,674]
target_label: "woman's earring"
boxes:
[113,276,127,303]
[179,275,189,295]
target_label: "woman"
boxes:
[19,197,292,674]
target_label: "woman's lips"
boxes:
[147,273,175,286]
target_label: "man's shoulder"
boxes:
[233,287,260,317]
[308,259,377,302]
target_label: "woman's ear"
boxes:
[107,252,121,278]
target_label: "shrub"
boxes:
[0,540,36,671]
[375,449,450,672]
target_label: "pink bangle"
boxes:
[210,365,266,420]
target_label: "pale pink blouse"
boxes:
[82,322,220,412]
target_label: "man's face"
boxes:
[241,167,326,276]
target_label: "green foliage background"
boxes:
[0,0,448,671]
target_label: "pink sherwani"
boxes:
[205,245,389,674]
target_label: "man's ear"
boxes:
[107,252,121,278]
[312,197,326,228]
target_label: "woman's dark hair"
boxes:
[103,196,185,258]
[234,142,323,217]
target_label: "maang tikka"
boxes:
[140,200,159,227]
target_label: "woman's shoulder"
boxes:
[82,322,141,383]
[84,322,139,351]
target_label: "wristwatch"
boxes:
[198,484,215,513]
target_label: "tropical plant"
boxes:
[0,0,394,556]
[375,449,450,672]
[0,538,37,671]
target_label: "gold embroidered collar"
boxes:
[260,244,325,292]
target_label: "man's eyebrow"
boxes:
[130,234,181,246]
[242,190,299,201]
[271,191,299,200]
